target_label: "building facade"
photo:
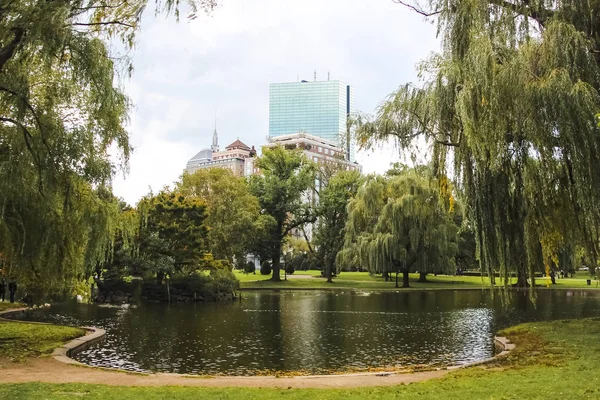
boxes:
[185,132,257,177]
[263,132,360,173]
[269,79,356,161]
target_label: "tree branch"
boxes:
[0,117,44,192]
[301,226,316,254]
[488,0,553,27]
[0,27,24,72]
[392,0,441,17]
[435,139,460,147]
[0,86,42,128]
[400,107,460,147]
[72,1,128,11]
[72,21,135,28]
[69,1,129,18]
[284,214,317,237]
[0,85,55,162]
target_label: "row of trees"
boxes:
[352,0,600,287]
[97,145,473,290]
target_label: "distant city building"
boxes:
[263,132,361,242]
[263,132,360,173]
[269,79,356,161]
[185,127,257,177]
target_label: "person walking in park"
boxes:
[8,280,17,303]
[0,278,5,302]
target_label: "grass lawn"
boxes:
[1,317,600,398]
[0,302,27,312]
[0,303,84,361]
[236,270,600,291]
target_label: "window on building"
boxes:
[318,146,322,152]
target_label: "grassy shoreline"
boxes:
[0,317,599,398]
[0,303,84,361]
[236,270,600,291]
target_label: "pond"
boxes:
[9,289,600,375]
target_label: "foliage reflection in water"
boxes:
[11,289,600,375]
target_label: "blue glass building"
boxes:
[269,80,355,161]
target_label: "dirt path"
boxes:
[0,358,449,388]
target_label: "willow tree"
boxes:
[356,0,600,287]
[339,170,457,288]
[0,0,218,298]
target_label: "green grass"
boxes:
[2,318,600,399]
[0,302,27,312]
[236,270,600,290]
[0,321,84,361]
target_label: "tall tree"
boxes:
[177,168,261,263]
[314,170,362,283]
[137,190,209,283]
[356,0,600,287]
[0,0,217,296]
[340,170,457,288]
[249,146,316,282]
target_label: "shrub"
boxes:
[260,261,272,275]
[285,263,295,275]
[245,261,256,274]
[208,269,240,295]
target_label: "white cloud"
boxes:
[111,0,441,205]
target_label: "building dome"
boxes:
[186,149,213,169]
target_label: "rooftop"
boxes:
[225,139,251,151]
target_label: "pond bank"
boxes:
[2,318,599,398]
[0,302,518,388]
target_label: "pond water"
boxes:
[10,289,600,375]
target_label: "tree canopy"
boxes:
[339,169,457,288]
[0,0,217,298]
[177,168,261,263]
[356,0,600,287]
[249,146,316,282]
[314,169,362,282]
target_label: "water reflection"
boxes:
[10,289,600,375]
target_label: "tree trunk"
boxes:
[166,279,171,304]
[418,272,428,283]
[514,268,530,288]
[270,224,283,282]
[402,271,410,288]
[157,271,164,285]
[271,255,281,282]
[326,258,334,283]
[395,271,399,288]
[271,240,282,282]
[383,271,389,281]
[326,268,333,283]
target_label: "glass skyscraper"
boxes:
[269,80,355,161]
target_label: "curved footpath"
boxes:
[0,307,515,388]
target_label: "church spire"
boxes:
[211,110,219,152]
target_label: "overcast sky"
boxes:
[111,0,440,205]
